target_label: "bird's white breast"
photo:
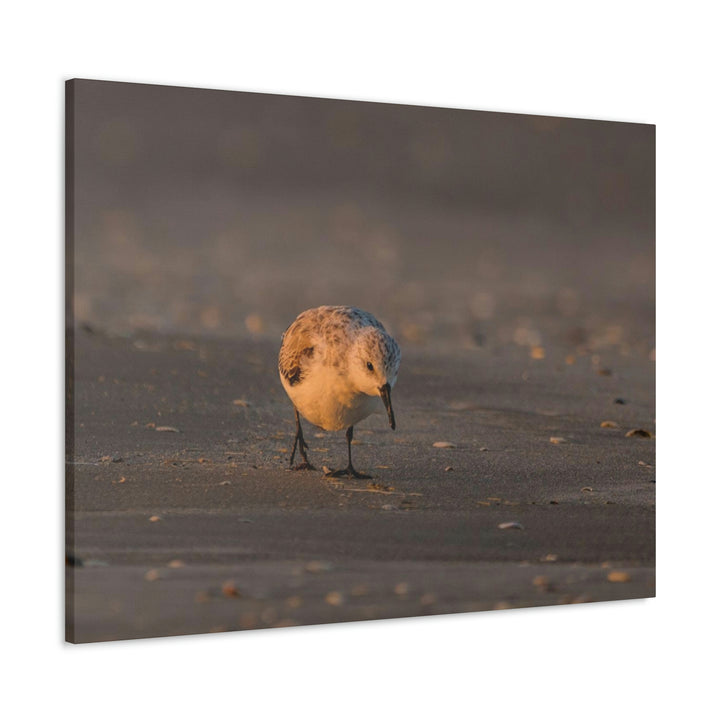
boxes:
[281,367,381,431]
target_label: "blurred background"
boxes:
[69,79,654,356]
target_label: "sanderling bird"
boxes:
[278,305,401,479]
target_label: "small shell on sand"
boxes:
[626,428,652,438]
[498,521,524,530]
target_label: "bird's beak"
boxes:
[379,383,396,430]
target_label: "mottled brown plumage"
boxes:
[278,305,401,478]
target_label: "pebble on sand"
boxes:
[325,591,344,606]
[532,575,552,590]
[607,571,631,583]
[304,560,334,573]
[433,441,457,448]
[600,421,619,428]
[221,580,241,597]
[549,437,567,444]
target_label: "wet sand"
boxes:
[66,326,655,643]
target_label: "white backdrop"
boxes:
[3,1,716,717]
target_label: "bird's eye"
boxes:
[366,362,374,372]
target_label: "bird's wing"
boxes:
[278,317,316,387]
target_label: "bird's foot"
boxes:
[291,462,317,472]
[324,465,373,480]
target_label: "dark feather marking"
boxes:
[282,345,314,386]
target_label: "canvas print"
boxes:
[66,79,655,643]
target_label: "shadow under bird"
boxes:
[278,305,401,479]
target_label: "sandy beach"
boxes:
[66,323,654,642]
[66,80,654,643]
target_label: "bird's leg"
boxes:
[289,408,315,471]
[326,425,372,479]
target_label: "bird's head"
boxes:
[350,327,401,429]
